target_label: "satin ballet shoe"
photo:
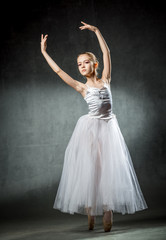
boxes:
[103,211,113,232]
[88,215,95,230]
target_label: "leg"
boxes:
[88,215,95,230]
[103,210,113,232]
[85,207,95,230]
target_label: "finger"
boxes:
[41,34,43,42]
[81,21,88,25]
[44,35,48,40]
[79,26,86,30]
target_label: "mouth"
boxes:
[82,69,86,72]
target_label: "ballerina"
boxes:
[41,21,148,232]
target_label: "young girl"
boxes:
[41,21,148,232]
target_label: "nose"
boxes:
[81,62,85,68]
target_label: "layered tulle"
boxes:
[53,113,148,216]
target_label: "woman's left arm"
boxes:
[95,28,111,83]
[79,21,111,83]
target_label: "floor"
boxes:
[0,211,166,240]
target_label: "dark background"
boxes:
[0,0,166,220]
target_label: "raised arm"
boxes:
[79,21,111,83]
[40,34,83,92]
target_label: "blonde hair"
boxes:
[77,52,99,76]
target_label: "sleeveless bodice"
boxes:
[84,80,114,120]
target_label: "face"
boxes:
[77,54,95,77]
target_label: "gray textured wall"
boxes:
[0,0,166,219]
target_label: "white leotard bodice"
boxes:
[84,79,114,120]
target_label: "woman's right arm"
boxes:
[41,34,84,93]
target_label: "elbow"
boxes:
[103,49,110,55]
[56,68,62,74]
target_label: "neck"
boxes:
[86,74,99,83]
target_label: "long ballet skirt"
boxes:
[53,79,148,216]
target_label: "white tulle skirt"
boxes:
[53,113,148,216]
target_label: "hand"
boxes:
[41,34,48,53]
[79,21,98,32]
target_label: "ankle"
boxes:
[103,210,113,222]
[88,215,95,220]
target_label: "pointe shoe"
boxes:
[88,215,95,230]
[103,211,113,232]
